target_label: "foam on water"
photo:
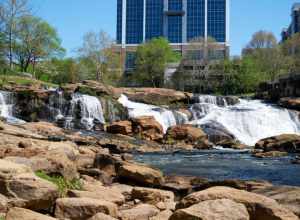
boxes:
[118,95,188,133]
[190,96,300,146]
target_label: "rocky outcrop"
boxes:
[119,204,160,220]
[6,207,57,220]
[177,186,298,220]
[170,199,250,220]
[279,97,300,111]
[117,162,164,187]
[131,116,164,142]
[116,87,192,106]
[0,160,58,211]
[55,198,118,220]
[255,134,300,153]
[252,151,288,158]
[88,213,118,220]
[253,186,300,217]
[165,125,211,149]
[107,121,133,135]
[131,187,175,210]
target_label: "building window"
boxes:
[208,0,226,42]
[168,0,183,43]
[146,0,164,40]
[187,0,205,41]
[126,0,144,44]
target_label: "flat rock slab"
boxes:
[6,207,57,220]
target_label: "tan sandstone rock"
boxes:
[117,162,164,187]
[107,121,133,135]
[177,186,298,220]
[6,207,57,220]
[88,212,118,220]
[119,204,159,220]
[55,198,118,220]
[170,199,249,220]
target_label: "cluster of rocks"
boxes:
[0,120,299,219]
[107,118,213,150]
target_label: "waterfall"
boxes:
[68,93,105,130]
[118,95,188,133]
[190,97,300,146]
[0,91,25,124]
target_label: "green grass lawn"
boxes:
[0,75,57,88]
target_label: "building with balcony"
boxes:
[116,0,230,71]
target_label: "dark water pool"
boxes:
[134,150,300,186]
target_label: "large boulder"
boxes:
[55,198,118,220]
[279,97,300,111]
[255,134,300,153]
[88,213,118,220]
[177,186,298,220]
[6,207,57,220]
[253,186,300,217]
[67,185,125,205]
[165,125,211,149]
[170,199,249,220]
[119,204,160,220]
[0,160,58,211]
[150,210,173,220]
[107,121,133,136]
[131,116,164,142]
[117,162,164,187]
[116,87,192,106]
[131,187,175,210]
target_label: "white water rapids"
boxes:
[190,95,300,146]
[118,95,188,133]
[119,94,300,146]
[0,91,25,124]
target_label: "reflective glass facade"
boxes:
[208,0,226,42]
[146,0,164,40]
[187,0,205,41]
[117,0,122,44]
[168,0,183,43]
[126,0,144,44]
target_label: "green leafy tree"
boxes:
[14,15,65,74]
[78,30,121,84]
[134,37,180,88]
[0,0,31,69]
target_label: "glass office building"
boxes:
[117,0,229,69]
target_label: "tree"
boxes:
[14,15,65,73]
[0,0,31,69]
[78,30,121,83]
[134,37,180,88]
[244,30,277,52]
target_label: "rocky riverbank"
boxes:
[0,120,299,219]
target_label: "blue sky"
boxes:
[31,0,296,56]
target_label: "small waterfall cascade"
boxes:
[190,96,300,146]
[49,89,66,121]
[68,93,105,130]
[0,91,13,118]
[118,95,188,133]
[0,91,25,124]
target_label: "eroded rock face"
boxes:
[117,162,164,187]
[119,204,160,220]
[0,160,58,211]
[279,97,300,111]
[165,125,209,148]
[116,87,192,106]
[107,121,133,136]
[6,207,57,220]
[88,212,118,220]
[131,187,175,210]
[255,134,300,153]
[55,198,118,220]
[177,186,298,220]
[170,199,250,220]
[131,116,164,142]
[253,186,300,217]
